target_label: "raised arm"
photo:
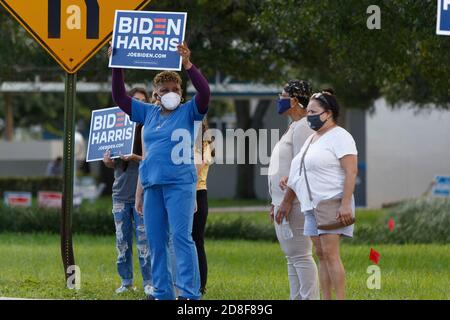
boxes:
[112,68,132,116]
[177,42,210,114]
[187,64,210,114]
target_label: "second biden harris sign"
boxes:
[86,107,136,162]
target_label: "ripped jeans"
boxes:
[113,200,152,287]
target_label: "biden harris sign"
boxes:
[437,0,450,35]
[109,10,187,71]
[86,107,136,162]
[432,176,450,197]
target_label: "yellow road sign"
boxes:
[0,0,152,73]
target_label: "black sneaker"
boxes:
[146,295,157,300]
[176,296,190,300]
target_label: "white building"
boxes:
[366,98,450,208]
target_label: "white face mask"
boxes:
[160,92,181,110]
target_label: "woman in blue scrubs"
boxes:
[110,42,210,300]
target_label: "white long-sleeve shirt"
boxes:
[268,118,314,206]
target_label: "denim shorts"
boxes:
[303,198,355,238]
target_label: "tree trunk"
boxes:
[234,99,271,199]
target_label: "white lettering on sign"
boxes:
[91,111,133,145]
[118,17,182,35]
[153,37,164,50]
[93,114,118,130]
[142,37,152,50]
[115,16,182,52]
[66,5,82,30]
[118,17,156,34]
[129,36,140,49]
[167,19,182,36]
[91,128,133,145]
[116,36,179,51]
[139,18,153,34]
[93,115,102,131]
[118,17,133,33]
[116,35,129,49]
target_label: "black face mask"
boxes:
[307,111,328,131]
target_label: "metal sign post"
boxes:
[61,72,77,282]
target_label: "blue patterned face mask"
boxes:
[277,98,291,114]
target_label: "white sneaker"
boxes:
[144,284,155,296]
[115,285,136,294]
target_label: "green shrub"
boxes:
[0,177,63,195]
[0,206,60,233]
[206,216,277,242]
[352,198,450,244]
[0,204,277,240]
[0,204,114,235]
[0,198,448,244]
[384,198,450,244]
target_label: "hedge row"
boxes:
[205,216,277,241]
[353,198,450,244]
[0,205,277,240]
[0,177,63,194]
[0,198,449,244]
[0,205,113,235]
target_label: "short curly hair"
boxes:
[284,80,312,108]
[152,71,183,88]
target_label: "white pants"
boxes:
[274,204,320,300]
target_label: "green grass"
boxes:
[0,233,448,300]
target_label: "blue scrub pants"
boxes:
[143,183,201,300]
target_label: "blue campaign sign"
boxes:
[86,107,136,162]
[437,0,450,35]
[432,176,450,197]
[109,10,187,71]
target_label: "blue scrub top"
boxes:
[131,96,206,188]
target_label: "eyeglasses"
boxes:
[311,92,330,107]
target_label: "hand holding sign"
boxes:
[120,153,142,162]
[103,149,115,168]
[108,41,113,58]
[177,41,192,70]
